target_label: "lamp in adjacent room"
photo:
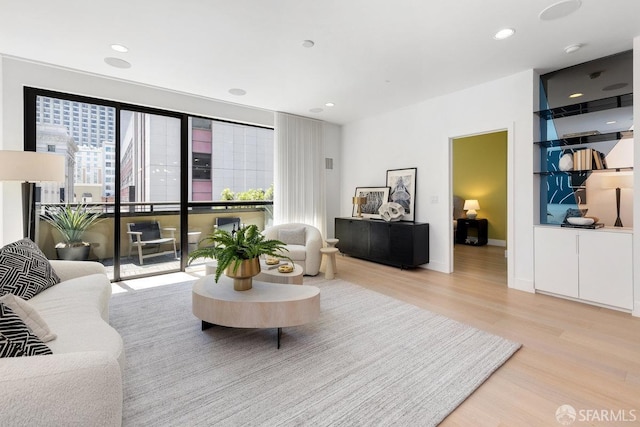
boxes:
[601,173,633,227]
[0,150,65,241]
[352,196,367,218]
[463,199,480,219]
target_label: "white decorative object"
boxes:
[559,153,573,171]
[378,202,405,222]
[566,217,595,225]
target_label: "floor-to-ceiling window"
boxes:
[24,88,274,281]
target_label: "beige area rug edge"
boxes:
[110,277,521,427]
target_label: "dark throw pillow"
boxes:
[0,302,52,357]
[0,335,25,358]
[0,238,60,300]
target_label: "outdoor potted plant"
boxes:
[187,224,290,291]
[42,204,103,261]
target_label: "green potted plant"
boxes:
[42,204,103,261]
[187,224,290,291]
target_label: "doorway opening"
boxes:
[451,131,508,286]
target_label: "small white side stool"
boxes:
[325,238,339,248]
[320,247,339,279]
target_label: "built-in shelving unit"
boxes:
[536,93,632,119]
[533,50,634,313]
[534,130,633,148]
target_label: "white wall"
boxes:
[0,56,276,243]
[341,70,536,291]
[324,122,342,239]
[633,37,640,316]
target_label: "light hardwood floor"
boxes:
[330,246,640,426]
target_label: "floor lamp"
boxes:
[602,173,633,227]
[0,150,65,241]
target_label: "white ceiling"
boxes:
[1,0,639,125]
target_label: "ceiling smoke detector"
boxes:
[104,57,131,69]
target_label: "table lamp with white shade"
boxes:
[463,199,480,219]
[0,150,65,240]
[601,173,633,227]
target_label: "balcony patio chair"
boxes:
[127,221,178,265]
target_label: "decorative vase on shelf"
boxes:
[225,258,261,291]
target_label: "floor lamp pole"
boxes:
[22,181,36,240]
[614,187,623,227]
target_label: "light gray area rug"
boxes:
[110,277,520,426]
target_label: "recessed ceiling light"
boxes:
[104,57,131,69]
[325,102,335,107]
[539,0,582,21]
[309,108,323,113]
[110,44,129,53]
[302,40,315,48]
[564,44,583,54]
[493,28,515,40]
[228,88,247,96]
[606,121,617,125]
[569,93,583,98]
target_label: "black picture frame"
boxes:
[386,167,417,221]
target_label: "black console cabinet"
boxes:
[335,218,429,268]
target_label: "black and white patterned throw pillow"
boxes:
[0,239,60,300]
[0,302,52,357]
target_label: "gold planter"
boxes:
[225,258,261,291]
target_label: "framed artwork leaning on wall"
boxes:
[353,187,390,219]
[386,167,416,221]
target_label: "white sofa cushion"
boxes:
[28,273,125,370]
[278,227,306,246]
[283,244,307,261]
[0,294,56,342]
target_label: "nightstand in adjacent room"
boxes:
[455,218,488,246]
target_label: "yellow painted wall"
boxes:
[453,131,507,242]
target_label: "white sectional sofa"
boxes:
[0,260,124,427]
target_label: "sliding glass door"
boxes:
[118,110,182,279]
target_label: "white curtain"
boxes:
[274,112,326,238]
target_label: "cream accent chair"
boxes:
[263,223,323,276]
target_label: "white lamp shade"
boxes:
[601,174,633,189]
[463,199,480,211]
[0,150,65,182]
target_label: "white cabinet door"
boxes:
[578,231,633,310]
[534,227,579,298]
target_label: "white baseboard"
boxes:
[487,239,506,247]
[511,277,534,293]
[423,260,448,273]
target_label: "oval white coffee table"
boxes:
[192,275,320,348]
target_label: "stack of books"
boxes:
[572,148,607,171]
[561,222,604,229]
